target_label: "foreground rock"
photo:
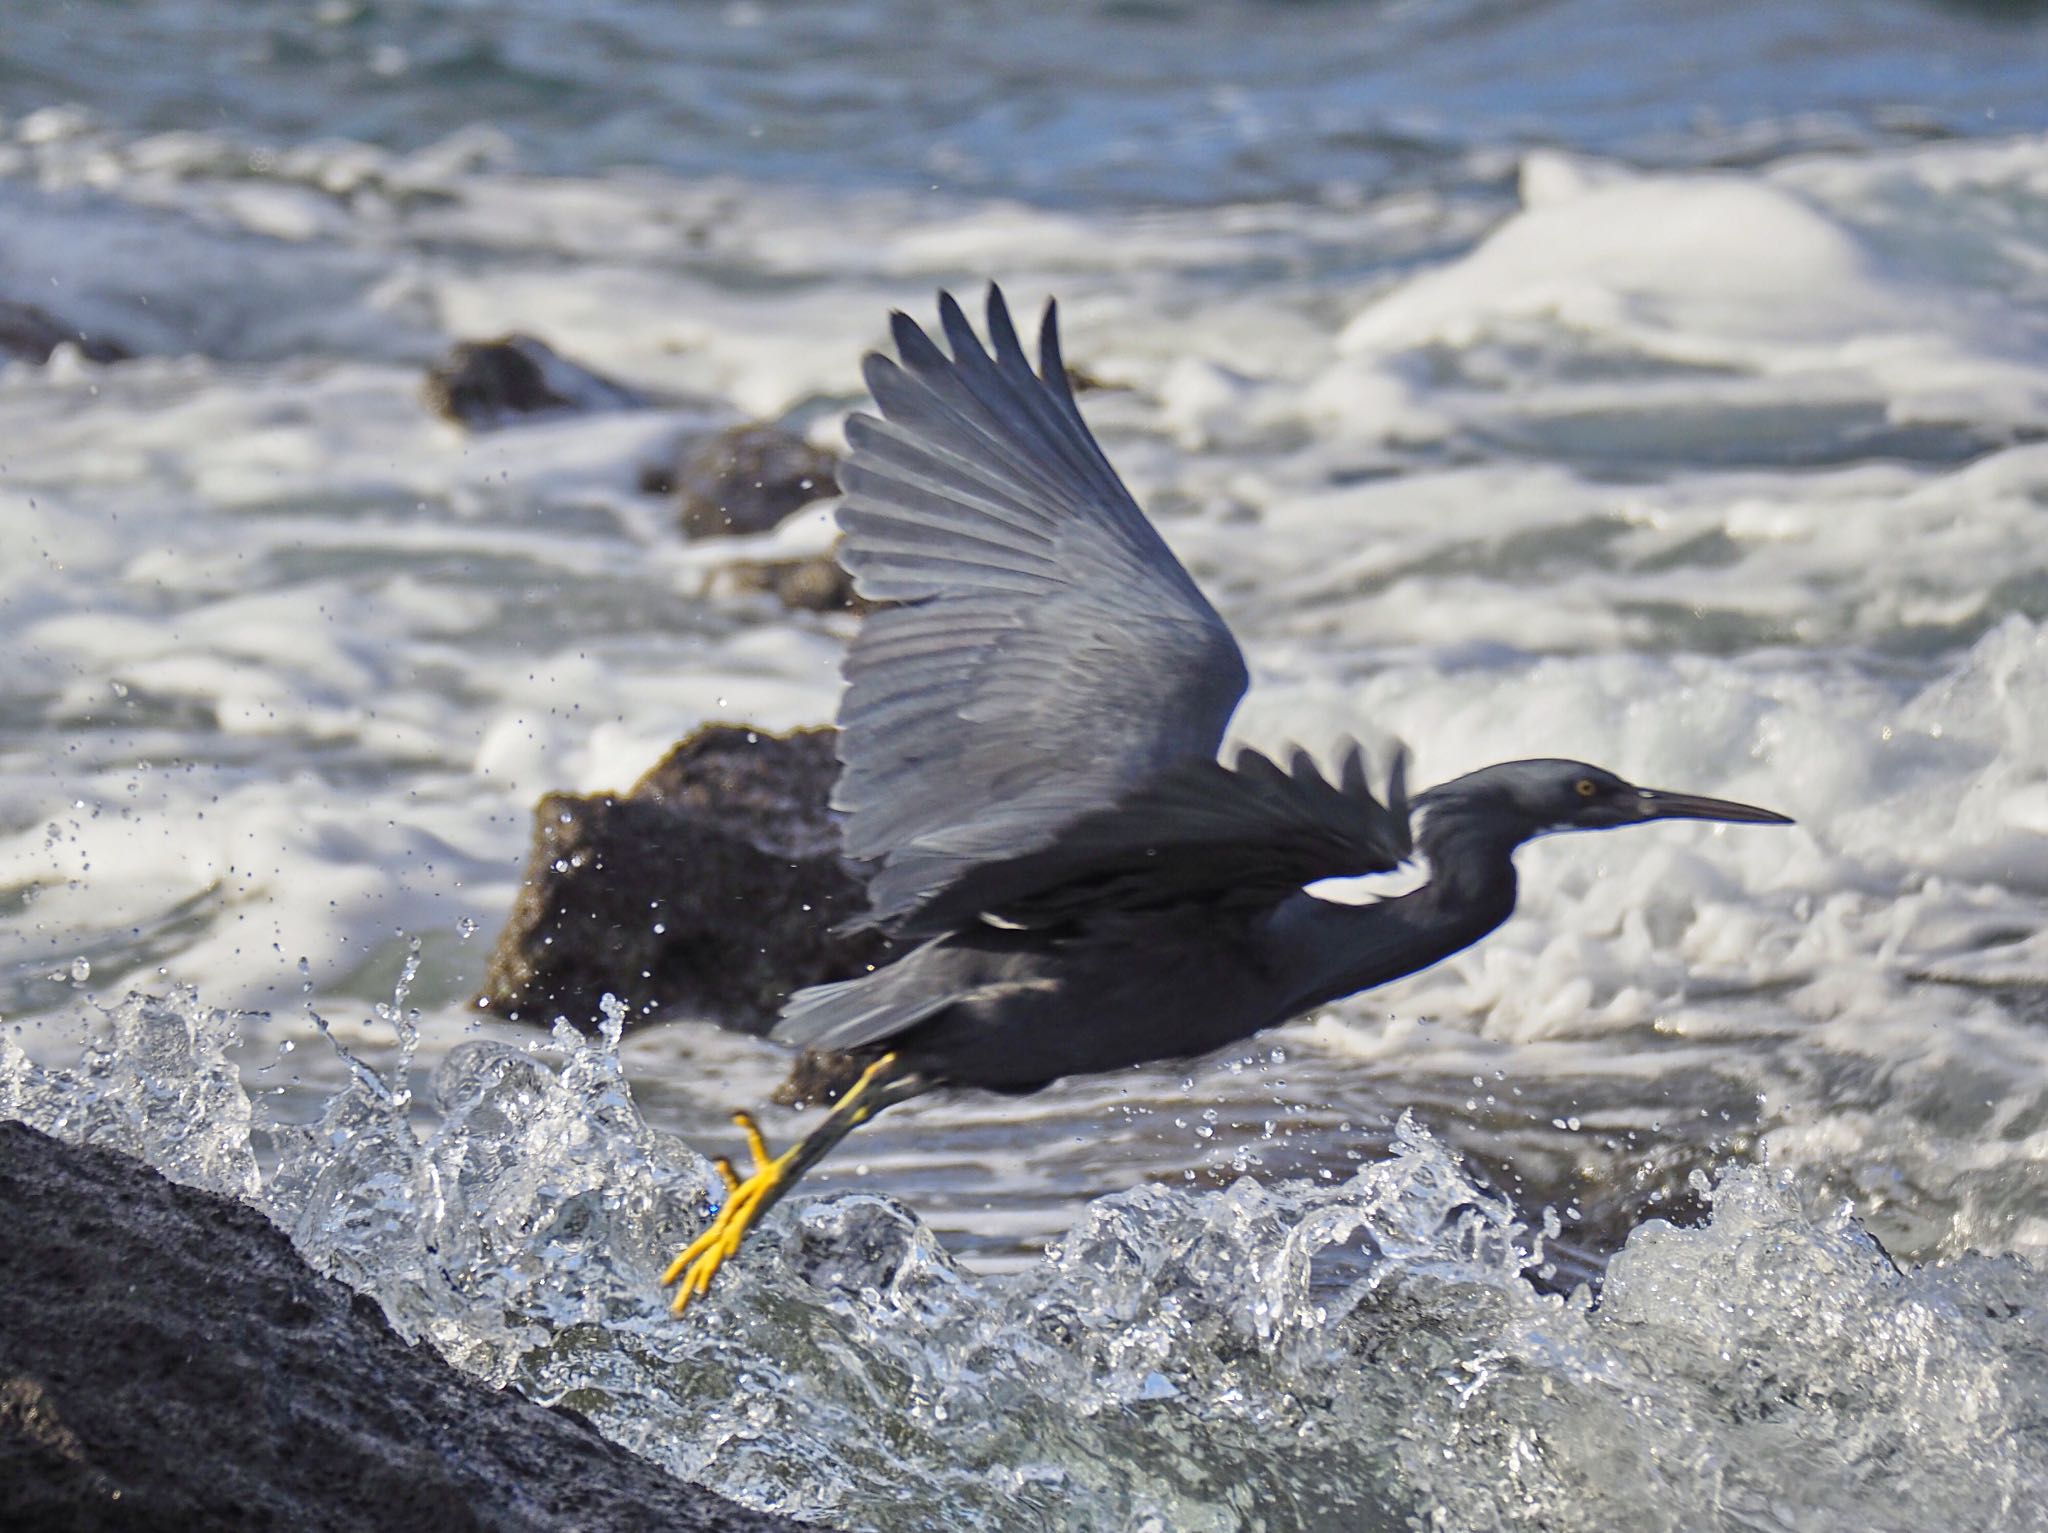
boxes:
[0,298,130,364]
[654,423,840,539]
[0,1121,820,1533]
[477,724,887,1034]
[423,334,645,428]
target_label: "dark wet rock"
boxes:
[0,1120,822,1533]
[771,1047,874,1110]
[716,550,870,614]
[0,298,130,364]
[664,423,840,539]
[477,724,887,1035]
[423,334,645,428]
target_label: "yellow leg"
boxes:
[662,1053,906,1315]
[661,1110,800,1312]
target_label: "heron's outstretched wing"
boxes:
[834,286,1250,933]
[888,741,1413,938]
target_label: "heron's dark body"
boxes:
[839,913,1292,1093]
[792,820,1522,1094]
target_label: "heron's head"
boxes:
[1416,759,1792,846]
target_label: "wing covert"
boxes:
[885,741,1414,938]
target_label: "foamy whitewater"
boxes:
[3,2,2047,1527]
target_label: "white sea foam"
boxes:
[5,116,2047,1243]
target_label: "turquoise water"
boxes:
[9,0,2048,202]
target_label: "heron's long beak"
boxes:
[1632,787,1794,825]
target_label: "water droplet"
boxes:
[457,916,479,939]
[597,992,628,1048]
[69,956,90,984]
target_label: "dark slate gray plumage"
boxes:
[663,286,1792,1313]
[767,287,1791,1083]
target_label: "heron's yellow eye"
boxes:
[1576,778,1598,798]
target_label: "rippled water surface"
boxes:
[5,2,2048,1527]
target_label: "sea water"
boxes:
[3,2,2047,1527]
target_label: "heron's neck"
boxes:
[1271,819,1521,1016]
[1413,803,1529,911]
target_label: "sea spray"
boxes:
[4,985,2043,1531]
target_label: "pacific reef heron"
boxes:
[662,286,1792,1312]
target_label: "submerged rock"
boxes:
[0,298,130,364]
[659,423,840,539]
[423,334,645,428]
[714,550,869,614]
[476,724,887,1034]
[0,1121,820,1533]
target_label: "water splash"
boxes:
[3,986,2044,1531]
[0,986,257,1200]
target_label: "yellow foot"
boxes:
[662,1110,795,1314]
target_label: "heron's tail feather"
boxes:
[773,958,954,1054]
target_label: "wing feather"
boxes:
[831,286,1251,932]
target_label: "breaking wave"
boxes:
[7,983,2042,1532]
